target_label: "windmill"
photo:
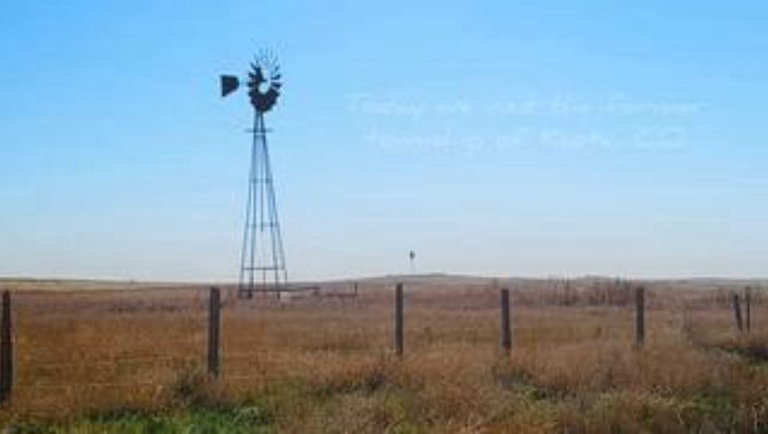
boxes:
[220,51,287,299]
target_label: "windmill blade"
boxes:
[265,88,279,103]
[248,68,265,85]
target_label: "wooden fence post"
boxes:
[394,283,404,357]
[635,286,645,347]
[208,287,221,378]
[733,292,744,333]
[745,287,752,332]
[0,291,12,403]
[500,288,512,351]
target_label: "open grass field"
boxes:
[1,277,767,433]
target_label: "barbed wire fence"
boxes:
[0,281,759,408]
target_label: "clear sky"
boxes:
[1,1,767,281]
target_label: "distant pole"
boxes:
[0,291,12,403]
[745,287,752,332]
[500,288,512,351]
[207,287,221,378]
[733,293,744,333]
[394,283,404,356]
[635,286,645,347]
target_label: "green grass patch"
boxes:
[6,406,274,434]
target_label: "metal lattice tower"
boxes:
[220,51,288,299]
[239,111,288,298]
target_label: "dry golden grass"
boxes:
[1,279,767,432]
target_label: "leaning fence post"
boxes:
[0,291,12,403]
[635,286,645,347]
[394,283,404,357]
[733,292,744,333]
[745,287,752,332]
[500,288,512,351]
[207,287,221,378]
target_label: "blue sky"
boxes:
[1,1,767,281]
